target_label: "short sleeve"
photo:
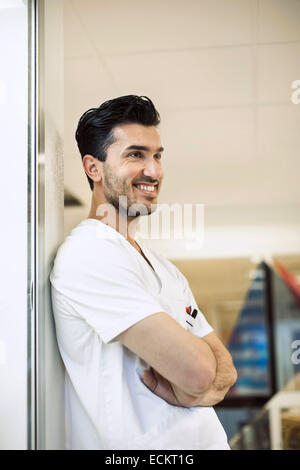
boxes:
[50,240,164,344]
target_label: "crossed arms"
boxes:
[116,312,237,407]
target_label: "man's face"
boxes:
[101,123,164,216]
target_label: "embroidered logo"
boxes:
[185,305,198,327]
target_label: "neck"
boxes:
[87,186,140,244]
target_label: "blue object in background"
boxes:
[227,264,271,396]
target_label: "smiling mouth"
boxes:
[133,183,158,197]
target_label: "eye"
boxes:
[128,151,142,158]
[154,154,162,160]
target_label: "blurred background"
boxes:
[64,0,300,448]
[1,0,300,450]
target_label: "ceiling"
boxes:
[63,0,300,258]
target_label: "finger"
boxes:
[142,369,157,391]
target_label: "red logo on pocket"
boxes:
[186,306,198,319]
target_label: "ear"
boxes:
[82,154,102,184]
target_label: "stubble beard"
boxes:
[102,164,157,217]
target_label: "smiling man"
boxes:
[85,121,164,246]
[50,95,237,450]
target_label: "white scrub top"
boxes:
[50,218,229,450]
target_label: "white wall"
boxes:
[0,2,29,450]
[0,0,66,450]
[36,0,65,450]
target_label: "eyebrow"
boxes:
[124,145,164,153]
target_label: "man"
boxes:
[50,95,237,450]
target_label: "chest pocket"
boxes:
[158,279,187,329]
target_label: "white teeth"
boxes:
[136,184,155,192]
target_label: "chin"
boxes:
[128,200,158,217]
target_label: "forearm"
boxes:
[190,349,237,406]
[141,331,237,408]
[171,348,237,407]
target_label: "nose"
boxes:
[142,157,163,182]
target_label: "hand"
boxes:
[142,367,230,408]
[188,385,231,407]
[142,368,183,406]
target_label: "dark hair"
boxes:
[75,95,161,190]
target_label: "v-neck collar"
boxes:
[132,241,163,292]
[84,218,162,290]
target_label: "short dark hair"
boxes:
[75,95,161,190]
